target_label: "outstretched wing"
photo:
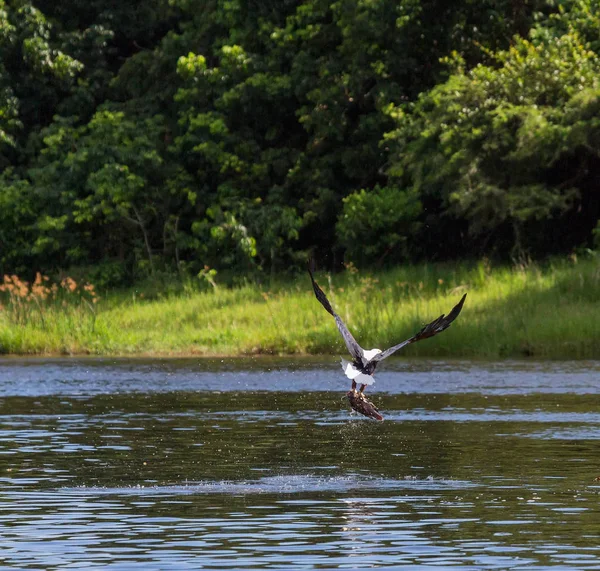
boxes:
[308,266,365,364]
[369,293,467,363]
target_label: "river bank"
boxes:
[0,258,598,358]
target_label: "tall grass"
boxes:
[0,257,598,358]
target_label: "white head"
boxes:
[362,348,382,361]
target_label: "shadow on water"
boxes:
[0,357,599,568]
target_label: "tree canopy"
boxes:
[1,0,598,283]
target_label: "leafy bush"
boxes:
[386,21,600,258]
[337,185,422,266]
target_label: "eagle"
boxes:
[309,267,466,421]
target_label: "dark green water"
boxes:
[0,357,599,569]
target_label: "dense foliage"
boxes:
[1,0,598,283]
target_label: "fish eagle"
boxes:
[309,267,466,421]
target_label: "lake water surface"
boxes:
[0,357,599,569]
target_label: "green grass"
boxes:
[1,257,599,358]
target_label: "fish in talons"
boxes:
[308,264,466,421]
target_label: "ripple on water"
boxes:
[515,426,600,440]
[59,473,480,497]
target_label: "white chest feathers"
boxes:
[362,348,382,361]
[340,358,375,385]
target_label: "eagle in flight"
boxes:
[309,267,466,421]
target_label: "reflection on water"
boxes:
[0,357,599,569]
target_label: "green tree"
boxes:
[0,1,83,166]
[386,13,600,258]
[28,109,170,273]
[0,171,36,273]
[2,0,590,281]
[337,185,422,266]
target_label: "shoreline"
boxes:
[0,353,600,364]
[1,259,599,360]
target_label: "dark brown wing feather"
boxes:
[370,293,467,363]
[308,266,365,364]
